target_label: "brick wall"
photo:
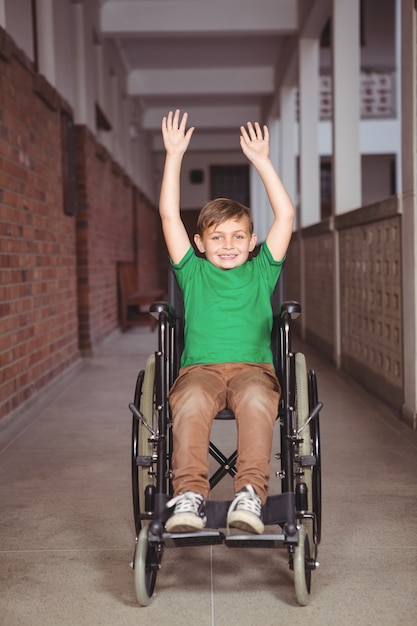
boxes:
[75,128,164,354]
[75,129,136,353]
[0,34,79,420]
[135,190,166,295]
[0,27,164,422]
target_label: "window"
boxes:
[210,165,250,206]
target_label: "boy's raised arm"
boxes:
[159,110,195,264]
[240,122,295,262]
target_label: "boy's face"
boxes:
[194,217,257,270]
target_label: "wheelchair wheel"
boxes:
[295,353,314,542]
[308,369,322,545]
[134,526,159,606]
[292,524,311,606]
[132,354,156,535]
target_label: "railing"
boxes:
[286,195,403,412]
[295,70,396,120]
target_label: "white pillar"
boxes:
[0,1,5,27]
[122,94,131,176]
[35,0,56,86]
[332,0,361,213]
[299,37,320,227]
[110,73,121,160]
[279,86,297,217]
[95,38,105,106]
[250,118,279,242]
[395,0,402,193]
[251,165,267,241]
[401,0,417,429]
[72,2,88,124]
[331,0,361,367]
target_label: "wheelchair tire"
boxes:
[308,369,322,545]
[132,354,156,535]
[293,524,311,606]
[134,526,158,606]
[295,353,314,544]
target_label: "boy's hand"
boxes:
[240,122,269,163]
[162,109,195,157]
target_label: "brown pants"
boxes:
[168,362,280,503]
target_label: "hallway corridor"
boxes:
[0,327,416,626]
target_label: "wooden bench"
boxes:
[117,261,165,331]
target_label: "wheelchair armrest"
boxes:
[150,301,176,320]
[280,300,301,320]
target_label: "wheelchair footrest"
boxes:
[225,533,286,549]
[161,531,289,549]
[153,492,297,529]
[162,530,225,548]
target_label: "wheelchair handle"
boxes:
[280,301,301,320]
[150,301,176,320]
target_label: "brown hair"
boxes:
[196,198,253,236]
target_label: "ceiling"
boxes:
[99,0,331,153]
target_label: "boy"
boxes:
[160,110,294,534]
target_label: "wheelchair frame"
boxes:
[129,294,323,607]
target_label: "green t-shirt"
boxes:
[172,243,284,367]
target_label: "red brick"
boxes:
[1,28,164,422]
[0,41,80,421]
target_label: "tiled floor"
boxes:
[1,327,416,626]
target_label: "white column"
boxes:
[95,38,105,106]
[110,73,121,160]
[395,0,402,193]
[0,1,5,27]
[279,85,303,328]
[72,2,88,124]
[332,0,361,213]
[122,94,131,176]
[250,119,278,242]
[250,165,267,241]
[401,0,417,429]
[35,0,56,86]
[331,0,361,367]
[268,115,279,170]
[299,38,320,227]
[279,86,297,218]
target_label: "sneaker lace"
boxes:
[227,485,261,517]
[167,491,204,515]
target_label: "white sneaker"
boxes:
[165,491,207,532]
[227,485,264,534]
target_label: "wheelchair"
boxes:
[129,272,323,607]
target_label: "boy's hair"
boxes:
[196,198,253,236]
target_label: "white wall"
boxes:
[155,150,247,210]
[317,119,400,157]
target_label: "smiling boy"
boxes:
[160,110,295,534]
